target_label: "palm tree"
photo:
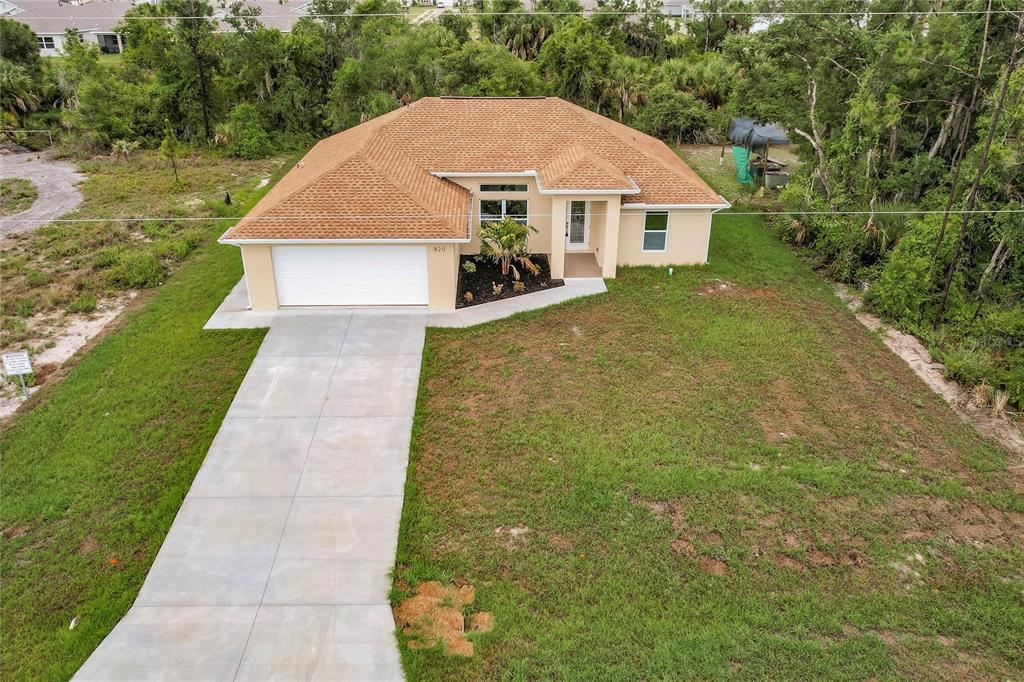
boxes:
[503,17,549,60]
[0,60,40,122]
[600,55,649,122]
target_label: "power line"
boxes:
[13,7,1021,20]
[3,209,1022,224]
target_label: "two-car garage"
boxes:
[270,245,430,307]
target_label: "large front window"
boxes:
[480,199,528,225]
[642,211,669,252]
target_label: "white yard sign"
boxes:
[2,351,33,397]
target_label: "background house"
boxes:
[8,0,310,57]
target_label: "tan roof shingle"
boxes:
[223,97,724,241]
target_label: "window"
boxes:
[479,183,527,192]
[480,199,528,225]
[37,36,55,50]
[642,211,669,251]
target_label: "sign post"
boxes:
[2,351,33,398]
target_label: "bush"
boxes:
[106,250,166,288]
[68,292,98,314]
[867,215,956,325]
[633,83,720,144]
[93,246,123,269]
[225,104,273,160]
[24,269,50,287]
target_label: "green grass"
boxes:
[394,214,1023,679]
[0,177,38,216]
[0,168,282,680]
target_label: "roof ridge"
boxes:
[554,99,720,198]
[358,142,465,223]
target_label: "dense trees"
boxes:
[0,0,1020,405]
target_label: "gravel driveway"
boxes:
[0,151,85,236]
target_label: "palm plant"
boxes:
[0,61,40,121]
[600,55,650,121]
[479,217,539,280]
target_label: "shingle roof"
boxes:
[223,97,724,242]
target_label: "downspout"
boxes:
[706,195,731,263]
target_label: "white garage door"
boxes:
[272,245,429,306]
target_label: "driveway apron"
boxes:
[75,312,425,681]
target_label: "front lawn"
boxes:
[0,202,272,679]
[395,213,1023,679]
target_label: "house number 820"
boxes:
[433,246,447,252]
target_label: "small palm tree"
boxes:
[0,61,40,121]
[479,217,539,280]
[600,55,649,122]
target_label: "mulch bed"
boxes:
[457,254,563,309]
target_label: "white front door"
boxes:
[565,201,589,250]
[271,245,429,306]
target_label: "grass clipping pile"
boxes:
[393,581,493,657]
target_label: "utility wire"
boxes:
[13,8,1022,20]
[3,209,1022,224]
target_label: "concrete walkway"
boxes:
[0,151,84,236]
[75,312,424,681]
[77,278,607,680]
[205,278,608,331]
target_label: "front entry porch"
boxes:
[564,252,602,278]
[550,196,621,280]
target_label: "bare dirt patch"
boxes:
[836,285,1023,457]
[698,279,777,299]
[879,496,1024,547]
[773,555,805,571]
[393,581,492,657]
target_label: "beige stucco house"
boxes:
[220,96,730,310]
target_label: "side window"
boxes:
[642,211,668,252]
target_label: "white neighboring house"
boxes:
[8,0,312,57]
[7,0,127,57]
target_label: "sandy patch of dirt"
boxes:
[878,496,1024,547]
[835,285,1023,457]
[698,279,777,299]
[0,293,134,419]
[393,581,493,657]
[773,555,805,571]
[699,556,728,575]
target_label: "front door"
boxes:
[566,201,589,250]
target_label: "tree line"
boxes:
[0,0,1021,407]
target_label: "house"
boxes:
[220,96,730,310]
[11,0,127,56]
[9,0,310,57]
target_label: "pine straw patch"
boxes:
[393,581,493,657]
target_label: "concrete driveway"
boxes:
[1,151,84,236]
[75,312,424,681]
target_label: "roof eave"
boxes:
[431,170,641,195]
[219,236,474,246]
